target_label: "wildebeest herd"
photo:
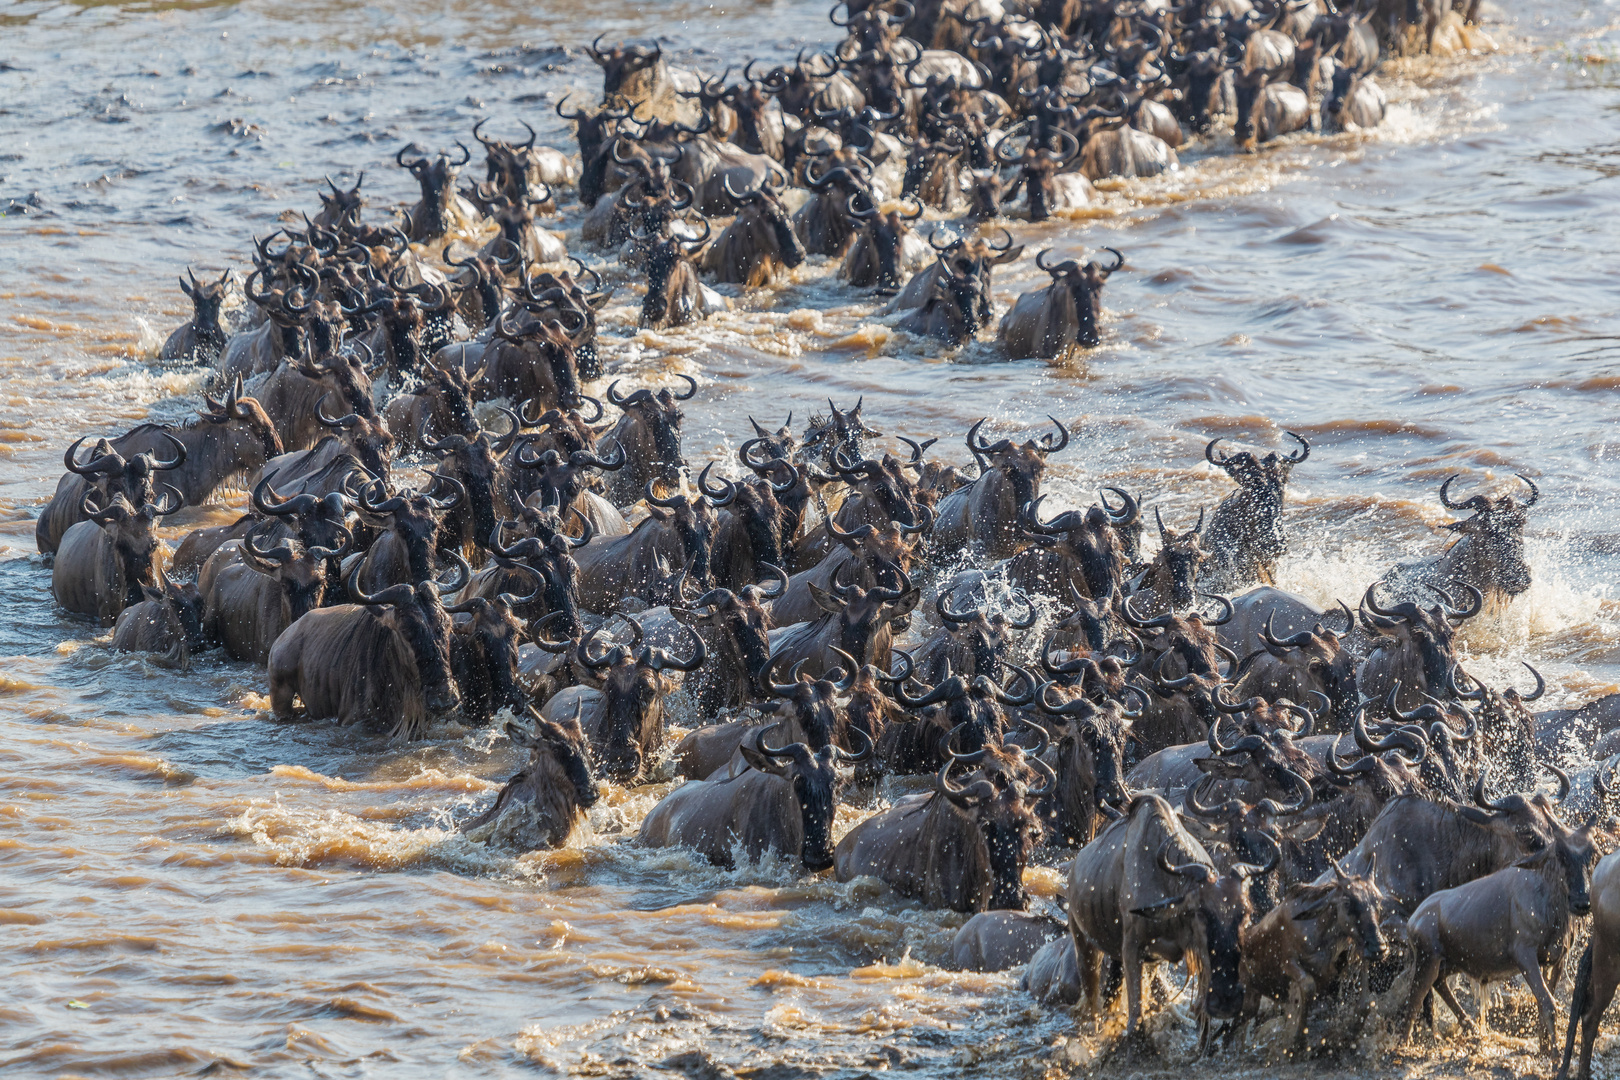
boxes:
[43,0,1620,1071]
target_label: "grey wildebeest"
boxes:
[460,705,600,851]
[266,566,461,741]
[52,489,179,622]
[202,522,350,664]
[1199,432,1309,592]
[948,910,1066,972]
[768,559,921,678]
[574,481,721,611]
[1558,849,1620,1080]
[703,175,807,286]
[932,416,1069,560]
[37,428,187,556]
[1385,473,1538,605]
[640,723,871,871]
[1401,797,1597,1055]
[161,268,231,365]
[111,575,205,670]
[599,376,697,504]
[835,739,1052,912]
[1356,579,1480,714]
[997,247,1123,358]
[1066,792,1273,1048]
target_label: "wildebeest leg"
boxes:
[1401,946,1443,1043]
[1285,960,1317,1057]
[1569,938,1620,1080]
[1074,932,1104,1018]
[1516,943,1561,1056]
[1433,977,1475,1032]
[1121,926,1146,1035]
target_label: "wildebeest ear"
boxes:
[1291,893,1333,920]
[504,719,540,748]
[1193,757,1244,778]
[1287,818,1327,842]
[738,740,783,776]
[890,587,922,618]
[808,582,843,614]
[141,585,165,604]
[1130,895,1186,920]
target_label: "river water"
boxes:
[3,0,1620,1075]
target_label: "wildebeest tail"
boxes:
[1559,940,1593,1080]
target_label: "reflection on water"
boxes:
[3,0,1620,1073]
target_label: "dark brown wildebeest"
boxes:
[932,417,1069,560]
[1401,801,1597,1055]
[1066,792,1273,1049]
[354,477,468,592]
[840,194,925,292]
[161,268,231,365]
[202,522,350,665]
[599,376,697,504]
[776,517,925,623]
[1386,473,1538,605]
[671,569,785,712]
[52,489,178,622]
[1232,605,1360,730]
[1008,489,1139,602]
[1037,681,1143,847]
[993,124,1090,221]
[702,464,790,591]
[1557,849,1620,1080]
[893,255,991,345]
[835,740,1052,912]
[1199,433,1310,592]
[910,590,1037,685]
[460,704,600,851]
[254,399,396,490]
[445,571,541,727]
[540,618,705,783]
[476,307,588,415]
[111,574,205,670]
[267,566,461,741]
[1356,579,1480,714]
[1129,507,1210,616]
[640,723,870,871]
[1450,662,1544,791]
[37,428,188,556]
[636,218,722,329]
[1230,861,1398,1057]
[998,248,1123,359]
[703,175,807,286]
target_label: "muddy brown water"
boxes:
[4,0,1620,1076]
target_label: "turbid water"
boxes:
[4,0,1620,1075]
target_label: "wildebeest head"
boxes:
[199,379,284,466]
[1290,860,1395,962]
[677,567,786,704]
[65,429,186,513]
[635,217,711,328]
[1360,579,1481,701]
[701,464,787,576]
[428,418,521,554]
[844,193,922,293]
[1019,488,1140,601]
[135,573,206,670]
[759,650,857,750]
[314,173,365,230]
[348,566,464,717]
[395,141,471,240]
[360,475,465,585]
[84,489,178,610]
[472,118,539,201]
[461,703,599,849]
[807,558,923,666]
[513,438,625,517]
[966,416,1070,526]
[994,124,1080,222]
[739,723,870,872]
[1134,833,1272,1019]
[800,397,880,469]
[316,394,396,483]
[934,590,1038,682]
[829,446,928,530]
[240,519,349,625]
[1456,762,1577,858]
[937,738,1053,909]
[1238,602,1359,725]
[1207,430,1308,509]
[1449,662,1543,791]
[1143,507,1209,610]
[1182,764,1315,909]
[488,521,590,637]
[609,376,697,486]
[723,175,807,281]
[587,35,665,98]
[1038,681,1142,843]
[645,479,723,590]
[177,267,231,354]
[1032,246,1124,348]
[492,306,587,412]
[576,617,705,781]
[1437,472,1537,598]
[445,567,541,726]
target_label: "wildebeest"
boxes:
[111,574,205,670]
[1558,848,1620,1080]
[266,566,461,741]
[1066,792,1272,1046]
[202,523,349,664]
[997,247,1123,358]
[835,740,1052,912]
[37,428,188,556]
[1356,579,1480,713]
[52,490,178,622]
[640,723,870,870]
[1401,802,1597,1054]
[599,376,697,503]
[768,559,921,678]
[161,268,231,365]
[1199,432,1309,592]
[703,175,808,286]
[948,910,1066,972]
[1386,473,1538,605]
[460,705,600,850]
[932,416,1069,560]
